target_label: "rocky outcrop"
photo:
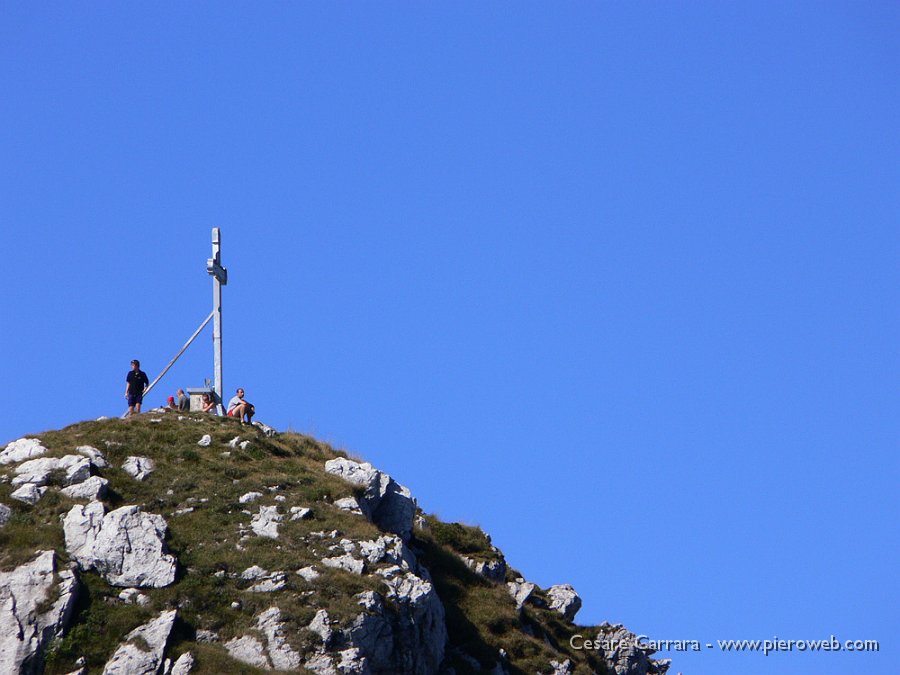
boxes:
[0,503,11,527]
[257,607,302,670]
[324,458,417,542]
[0,551,79,675]
[547,584,582,621]
[62,503,177,587]
[0,438,48,465]
[224,607,302,670]
[102,609,177,674]
[378,570,447,673]
[460,553,507,583]
[596,623,671,675]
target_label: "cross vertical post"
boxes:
[207,228,227,407]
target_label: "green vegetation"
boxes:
[2,413,611,674]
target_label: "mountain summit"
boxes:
[0,413,671,675]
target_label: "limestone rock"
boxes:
[547,584,582,621]
[197,435,212,447]
[11,483,47,505]
[75,445,109,468]
[61,476,109,501]
[241,565,268,580]
[102,609,177,675]
[225,608,302,671]
[307,609,333,646]
[359,534,416,571]
[0,551,79,675]
[257,607,302,670]
[321,553,365,575]
[224,635,270,669]
[64,504,177,588]
[0,503,10,527]
[0,438,48,465]
[167,651,195,675]
[324,458,417,542]
[334,496,364,515]
[122,456,155,481]
[461,553,507,583]
[595,623,671,675]
[239,491,263,504]
[12,455,91,487]
[251,505,282,538]
[251,421,277,437]
[297,566,320,581]
[62,501,106,568]
[381,571,447,673]
[346,593,394,670]
[248,573,286,593]
[550,658,574,675]
[290,506,311,520]
[507,578,536,610]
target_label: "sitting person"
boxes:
[227,387,255,423]
[200,393,217,413]
[176,389,190,411]
[166,396,177,410]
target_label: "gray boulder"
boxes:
[75,445,109,469]
[102,609,177,675]
[506,578,536,610]
[122,456,155,481]
[0,551,79,675]
[0,503,10,527]
[224,635,270,669]
[547,584,582,622]
[166,652,195,675]
[63,503,177,588]
[10,484,47,505]
[251,505,282,538]
[61,476,109,501]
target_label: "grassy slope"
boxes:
[0,414,610,675]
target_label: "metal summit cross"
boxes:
[207,227,228,405]
[121,228,228,416]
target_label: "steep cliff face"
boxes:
[0,415,671,675]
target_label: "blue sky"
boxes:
[2,3,897,673]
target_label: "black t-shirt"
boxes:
[126,369,149,395]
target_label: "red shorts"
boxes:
[227,408,238,417]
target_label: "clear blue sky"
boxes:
[2,4,897,674]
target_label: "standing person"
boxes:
[176,389,190,411]
[125,359,150,416]
[227,388,255,424]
